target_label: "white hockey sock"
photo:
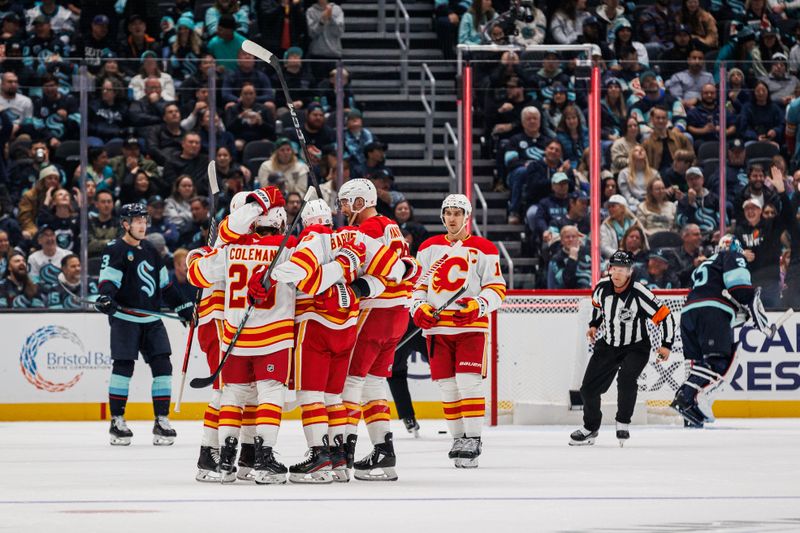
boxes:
[437,377,464,438]
[456,373,485,438]
[362,374,391,445]
[324,392,347,443]
[241,384,258,444]
[342,375,365,439]
[201,388,222,448]
[255,379,285,448]
[218,383,252,443]
[298,390,328,447]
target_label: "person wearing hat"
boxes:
[109,137,159,189]
[285,102,336,155]
[609,17,649,69]
[146,195,179,250]
[27,222,72,283]
[17,164,62,239]
[164,13,202,81]
[547,224,592,289]
[686,82,736,147]
[665,47,714,110]
[705,139,746,205]
[72,14,118,74]
[274,47,314,109]
[509,0,546,48]
[634,248,679,289]
[631,71,689,139]
[0,12,23,45]
[532,51,571,104]
[24,0,73,34]
[713,26,757,83]
[676,165,720,236]
[352,140,389,180]
[344,109,375,167]
[759,52,799,106]
[594,0,625,42]
[207,14,247,73]
[0,250,43,308]
[600,193,646,259]
[531,171,573,246]
[734,166,792,308]
[552,189,591,236]
[751,24,786,78]
[204,0,250,37]
[256,137,310,196]
[119,14,160,78]
[571,249,675,446]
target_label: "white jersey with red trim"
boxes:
[270,224,405,329]
[411,234,507,336]
[187,232,296,357]
[357,215,413,309]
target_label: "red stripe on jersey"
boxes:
[217,218,243,244]
[221,320,295,348]
[187,261,212,288]
[295,299,359,325]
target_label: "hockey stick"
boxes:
[175,161,220,412]
[721,289,795,340]
[68,292,183,321]
[190,43,327,389]
[395,286,469,351]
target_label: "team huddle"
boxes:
[173,180,507,483]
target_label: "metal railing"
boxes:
[395,0,410,96]
[497,241,515,290]
[443,122,458,193]
[420,63,436,162]
[472,219,483,238]
[472,182,487,237]
[378,0,386,35]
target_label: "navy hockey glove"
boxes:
[94,295,118,316]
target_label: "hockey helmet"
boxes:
[608,250,634,267]
[120,202,149,224]
[229,191,249,213]
[338,178,377,214]
[440,194,472,222]
[256,206,287,233]
[716,234,743,254]
[301,198,333,227]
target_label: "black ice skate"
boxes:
[448,437,466,463]
[218,436,239,483]
[569,428,598,446]
[670,398,705,428]
[616,422,630,447]
[152,416,176,446]
[330,434,350,482]
[289,438,333,484]
[353,432,397,481]
[196,446,224,482]
[253,436,287,485]
[109,416,132,446]
[237,442,256,482]
[456,437,482,468]
[403,417,420,438]
[344,434,358,469]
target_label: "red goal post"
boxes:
[488,289,690,426]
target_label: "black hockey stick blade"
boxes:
[189,306,254,388]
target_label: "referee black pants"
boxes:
[580,339,651,432]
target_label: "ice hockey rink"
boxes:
[2,419,799,533]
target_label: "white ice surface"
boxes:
[1,419,800,533]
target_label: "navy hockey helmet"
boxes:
[608,250,634,268]
[120,202,149,225]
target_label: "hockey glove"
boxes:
[748,287,771,335]
[452,297,488,326]
[94,295,118,316]
[246,186,285,213]
[247,264,276,305]
[315,282,358,313]
[174,301,195,324]
[412,302,437,329]
[334,241,367,283]
[400,255,421,283]
[185,245,213,268]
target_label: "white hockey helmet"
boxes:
[338,178,377,215]
[230,191,249,212]
[301,198,333,227]
[440,194,472,222]
[256,206,287,233]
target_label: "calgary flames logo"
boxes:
[431,256,469,293]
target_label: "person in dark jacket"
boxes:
[733,163,781,225]
[89,78,129,143]
[547,224,592,289]
[530,171,571,244]
[676,167,720,238]
[633,248,679,289]
[255,0,306,60]
[273,47,315,109]
[737,80,784,145]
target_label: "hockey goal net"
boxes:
[488,290,689,426]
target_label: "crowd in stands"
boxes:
[438,0,800,307]
[0,0,424,310]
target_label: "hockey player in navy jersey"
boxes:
[671,234,772,428]
[96,203,194,446]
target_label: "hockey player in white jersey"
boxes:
[188,186,294,484]
[410,194,506,468]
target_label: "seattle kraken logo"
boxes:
[137,260,156,297]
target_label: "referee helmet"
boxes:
[608,250,634,267]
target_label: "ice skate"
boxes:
[354,432,397,481]
[569,428,598,446]
[289,444,333,484]
[253,436,287,485]
[344,434,358,469]
[330,434,350,482]
[448,437,467,466]
[236,442,256,482]
[456,437,481,468]
[616,423,630,447]
[109,416,132,446]
[218,436,239,483]
[670,397,705,428]
[196,446,225,483]
[152,416,176,446]
[403,417,420,438]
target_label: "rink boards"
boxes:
[0,310,799,420]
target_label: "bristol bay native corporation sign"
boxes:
[19,325,112,392]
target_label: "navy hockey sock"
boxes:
[149,356,173,417]
[109,360,135,417]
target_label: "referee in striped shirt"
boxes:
[570,250,676,447]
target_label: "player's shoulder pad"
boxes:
[299,224,333,240]
[464,235,499,255]
[417,234,451,253]
[358,216,386,238]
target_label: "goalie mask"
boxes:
[338,178,377,218]
[256,206,287,233]
[440,193,472,234]
[716,234,743,254]
[301,198,333,227]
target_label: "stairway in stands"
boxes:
[341,1,533,288]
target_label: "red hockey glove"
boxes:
[452,297,487,326]
[412,303,437,330]
[315,282,358,313]
[334,241,367,283]
[247,264,275,305]
[400,255,421,283]
[246,186,285,213]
